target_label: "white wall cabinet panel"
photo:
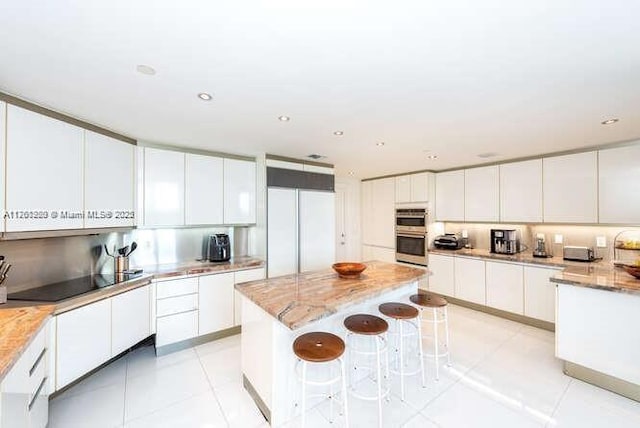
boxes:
[524,265,560,322]
[85,131,135,228]
[0,102,5,233]
[267,188,298,277]
[598,145,640,224]
[428,254,455,297]
[500,159,543,223]
[199,272,235,335]
[143,148,185,226]
[465,165,499,222]
[454,257,486,305]
[486,261,524,314]
[185,153,223,225]
[435,171,464,221]
[56,299,111,389]
[371,177,395,248]
[361,181,373,245]
[6,105,84,231]
[361,245,396,263]
[234,268,265,326]
[111,285,150,356]
[395,175,411,203]
[223,158,256,224]
[543,152,598,223]
[411,172,430,202]
[299,191,335,272]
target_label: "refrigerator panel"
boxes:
[267,188,298,277]
[299,190,336,272]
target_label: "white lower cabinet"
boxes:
[454,257,486,305]
[233,268,266,326]
[156,311,199,347]
[154,276,199,348]
[1,321,49,428]
[524,266,561,323]
[56,299,111,390]
[486,261,524,314]
[111,285,151,356]
[427,254,455,297]
[361,245,396,263]
[199,272,235,335]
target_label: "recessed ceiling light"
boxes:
[278,115,291,122]
[333,131,344,136]
[376,142,385,147]
[348,171,355,176]
[197,92,213,101]
[136,64,156,75]
[601,118,619,125]
[427,155,438,160]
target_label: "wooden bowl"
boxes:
[332,262,367,279]
[623,265,640,279]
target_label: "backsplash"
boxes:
[0,226,253,293]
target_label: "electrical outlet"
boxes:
[596,236,607,248]
[554,234,563,244]
[461,229,468,238]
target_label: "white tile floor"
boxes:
[49,304,640,427]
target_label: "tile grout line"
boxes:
[545,378,573,428]
[122,354,129,427]
[194,344,234,428]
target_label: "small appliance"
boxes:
[490,229,521,254]
[433,234,463,250]
[533,234,551,258]
[207,234,231,262]
[563,246,597,262]
[395,207,428,265]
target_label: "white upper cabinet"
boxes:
[143,147,185,226]
[185,153,224,225]
[0,101,5,233]
[395,175,411,203]
[395,172,430,204]
[435,170,464,221]
[543,152,598,223]
[361,180,374,245]
[6,105,84,231]
[500,159,543,223]
[465,165,499,222]
[598,144,640,224]
[371,177,396,248]
[85,131,135,228]
[223,158,256,224]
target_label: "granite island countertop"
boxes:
[235,260,427,330]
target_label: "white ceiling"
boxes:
[1,0,639,178]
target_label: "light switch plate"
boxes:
[554,234,563,244]
[596,236,607,248]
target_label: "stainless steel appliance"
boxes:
[490,229,521,254]
[207,234,231,262]
[395,208,428,265]
[533,234,551,258]
[563,246,597,262]
[433,233,463,250]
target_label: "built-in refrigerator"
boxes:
[267,187,335,278]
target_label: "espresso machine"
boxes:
[490,229,521,254]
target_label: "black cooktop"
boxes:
[8,273,142,302]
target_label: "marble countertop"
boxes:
[0,305,55,380]
[235,260,427,330]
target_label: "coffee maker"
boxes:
[490,229,520,254]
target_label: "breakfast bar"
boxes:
[234,261,427,426]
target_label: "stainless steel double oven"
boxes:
[395,207,428,266]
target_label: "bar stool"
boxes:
[344,314,389,427]
[410,293,451,380]
[378,302,426,401]
[293,332,349,428]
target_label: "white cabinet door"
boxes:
[435,171,464,221]
[428,254,455,297]
[185,153,223,225]
[465,165,499,222]
[454,257,486,305]
[143,147,185,226]
[199,272,235,335]
[395,175,411,203]
[0,101,5,233]
[267,188,298,277]
[361,181,373,245]
[368,245,396,263]
[371,177,395,248]
[486,261,524,314]
[300,190,335,272]
[598,145,640,224]
[56,299,111,389]
[524,265,560,322]
[543,152,598,223]
[234,267,265,326]
[500,159,543,223]
[6,105,84,231]
[156,311,198,347]
[111,285,151,356]
[223,158,256,224]
[85,131,135,228]
[410,172,430,202]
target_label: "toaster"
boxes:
[563,246,596,262]
[433,233,463,250]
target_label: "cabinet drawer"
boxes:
[156,277,198,299]
[156,310,198,347]
[157,293,198,317]
[28,379,49,428]
[27,349,47,398]
[25,326,47,371]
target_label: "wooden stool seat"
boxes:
[379,302,419,320]
[410,293,448,308]
[293,332,345,363]
[344,314,389,335]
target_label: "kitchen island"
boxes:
[234,261,427,426]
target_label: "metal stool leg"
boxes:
[301,361,307,428]
[416,312,426,388]
[399,319,405,401]
[433,307,440,381]
[340,357,349,428]
[444,306,451,366]
[375,335,383,427]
